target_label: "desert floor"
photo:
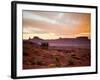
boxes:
[23,42,90,69]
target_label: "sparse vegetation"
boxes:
[23,40,90,69]
[71,54,81,60]
[53,55,61,67]
[41,42,49,49]
[31,57,43,65]
[48,64,57,67]
[68,59,74,65]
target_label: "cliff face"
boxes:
[23,37,91,69]
[26,37,90,47]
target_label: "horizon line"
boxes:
[23,36,90,40]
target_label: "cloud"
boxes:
[23,11,60,25]
[23,27,47,34]
[22,10,90,39]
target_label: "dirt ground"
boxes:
[23,41,91,69]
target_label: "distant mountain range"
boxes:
[23,36,90,47]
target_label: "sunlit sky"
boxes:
[22,10,91,40]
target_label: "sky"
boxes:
[22,10,91,40]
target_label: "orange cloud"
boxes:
[23,10,91,39]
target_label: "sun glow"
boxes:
[23,11,91,40]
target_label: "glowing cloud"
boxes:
[23,10,91,39]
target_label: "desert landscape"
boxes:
[22,10,91,69]
[23,37,91,69]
